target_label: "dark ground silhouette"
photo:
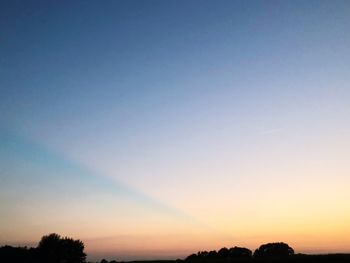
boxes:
[1,234,350,263]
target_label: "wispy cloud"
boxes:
[0,132,205,232]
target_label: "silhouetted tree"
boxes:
[187,246,253,260]
[0,245,37,263]
[38,233,61,262]
[217,247,229,258]
[186,253,198,260]
[38,233,86,263]
[253,242,294,258]
[100,259,109,263]
[207,250,218,258]
[228,246,252,258]
[197,251,208,258]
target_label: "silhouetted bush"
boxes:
[253,242,294,258]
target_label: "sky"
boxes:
[1,0,350,261]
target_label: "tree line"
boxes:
[2,233,350,263]
[0,234,294,263]
[186,242,294,260]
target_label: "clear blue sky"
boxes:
[1,0,350,261]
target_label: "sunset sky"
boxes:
[1,0,350,261]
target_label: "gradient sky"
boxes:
[1,0,350,261]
